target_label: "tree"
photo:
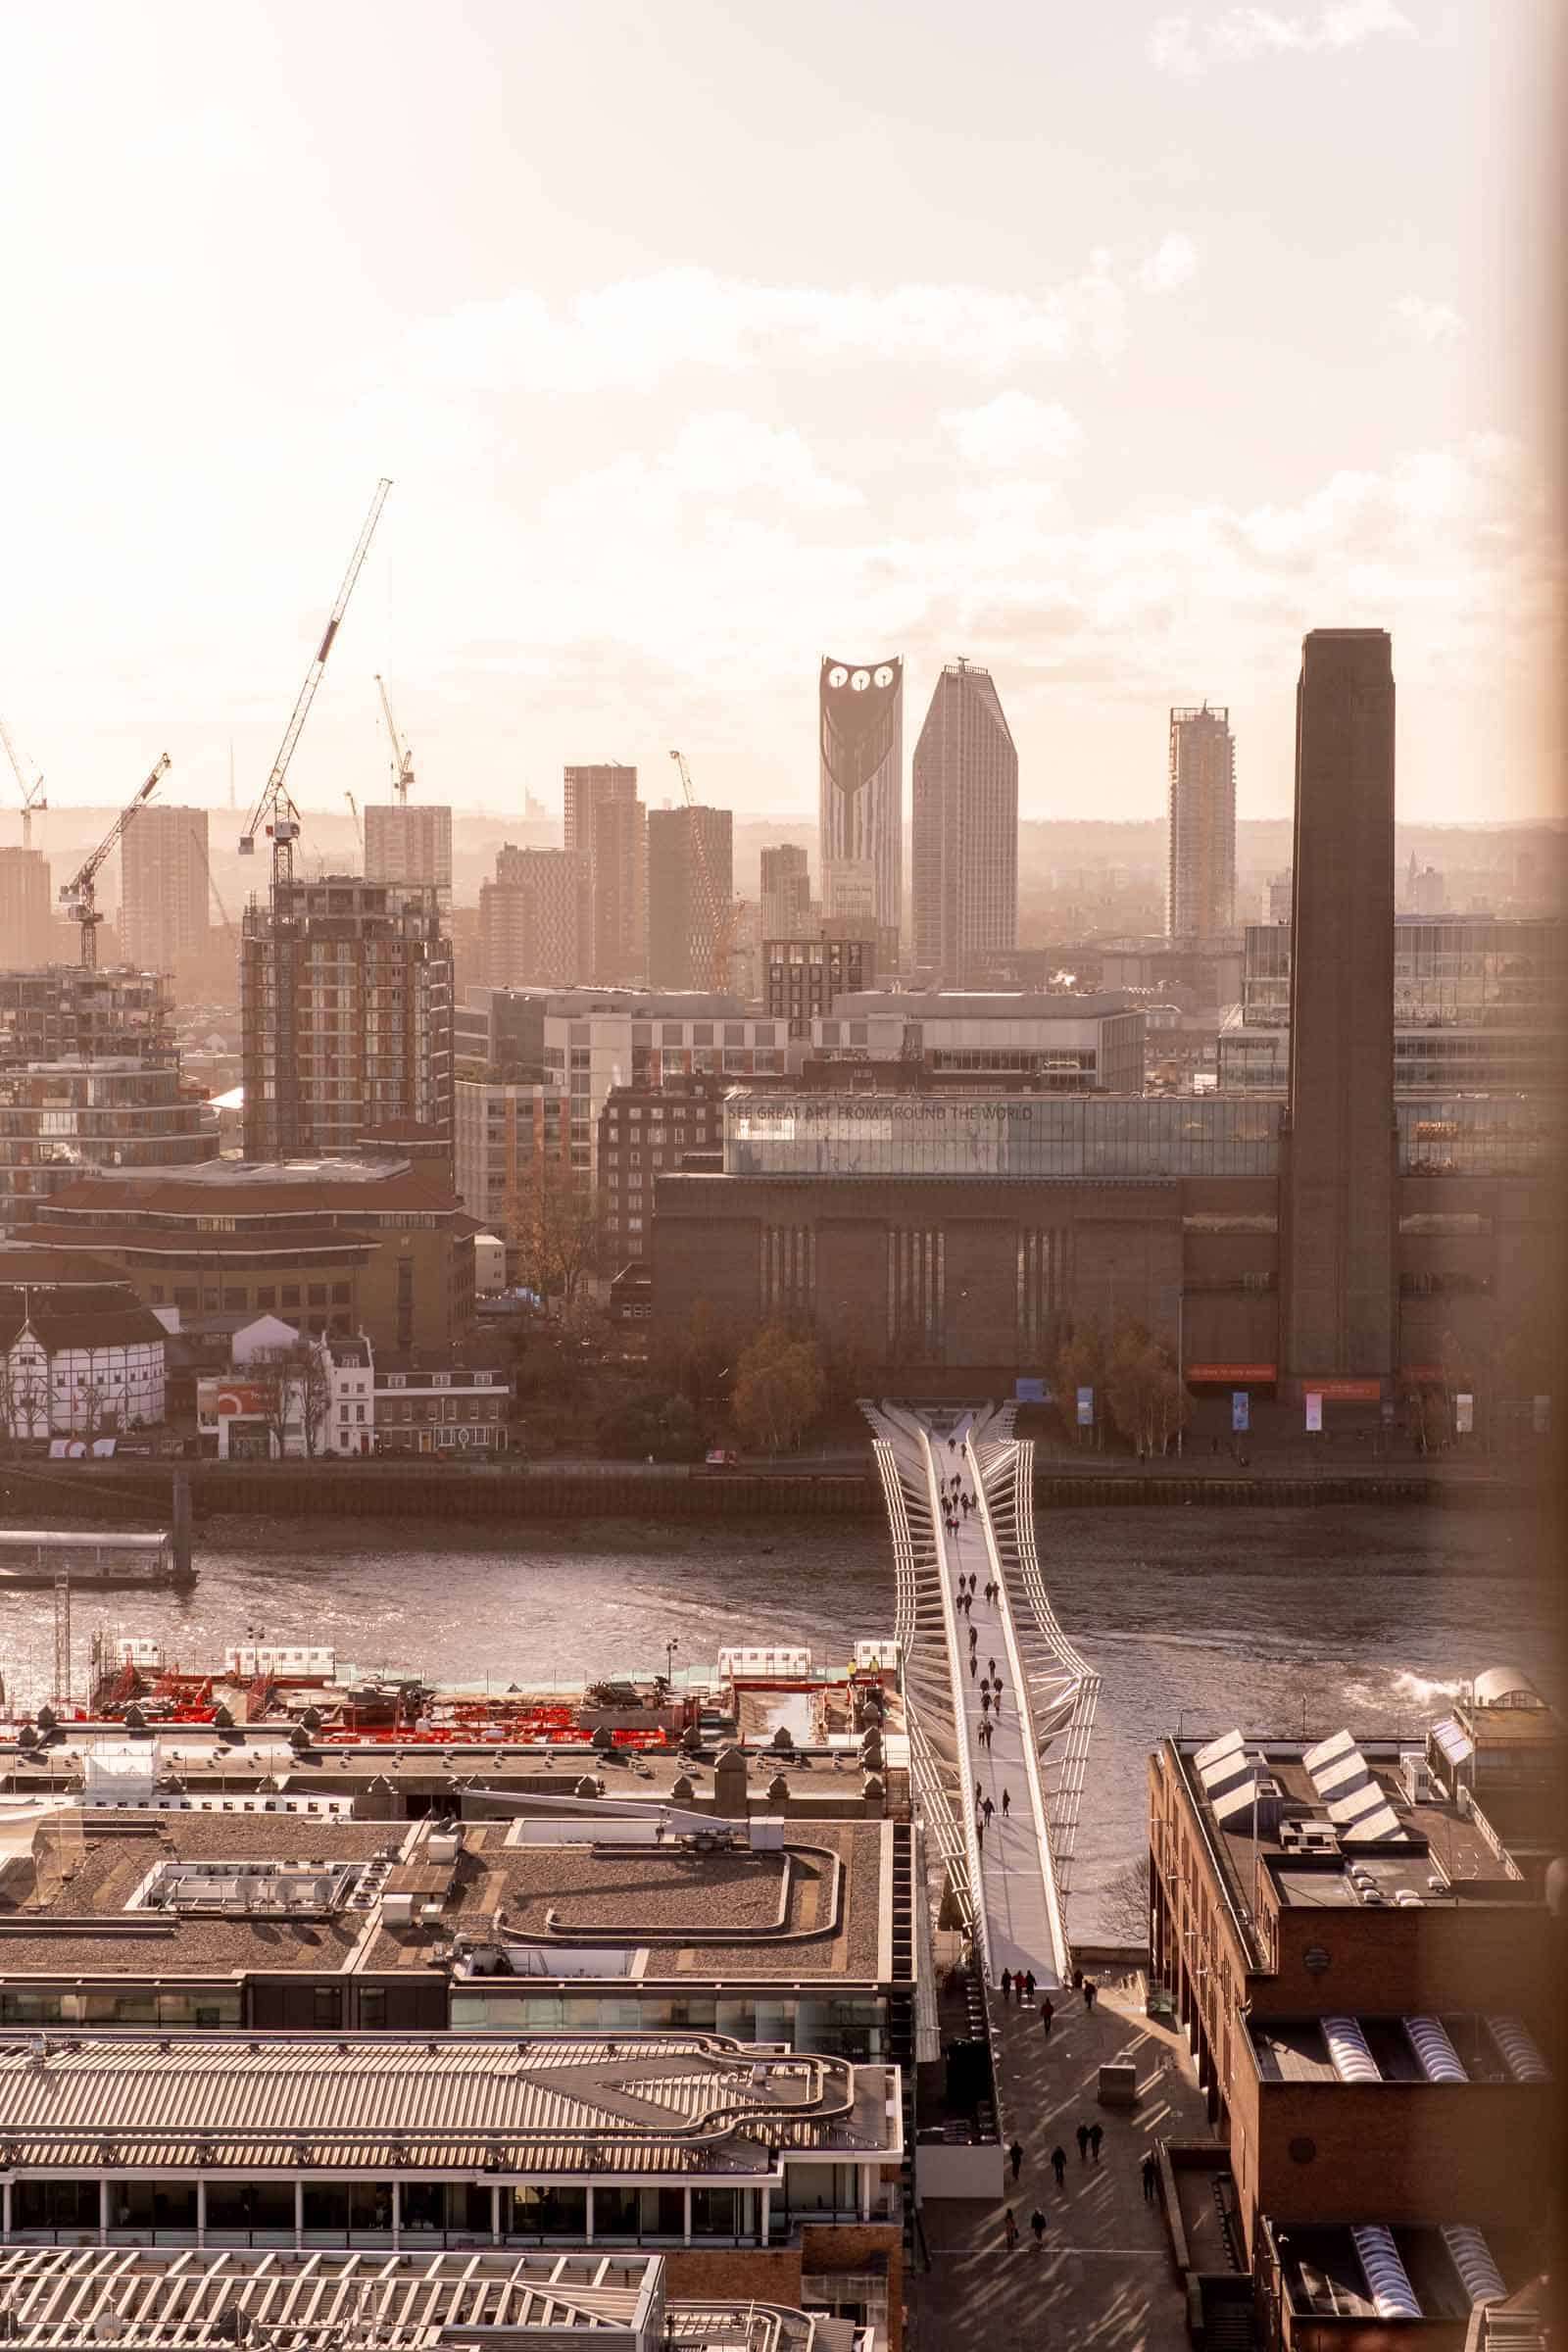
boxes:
[730,1323,826,1455]
[1100,1854,1152,1949]
[1105,1317,1193,1457]
[248,1341,333,1457]
[1054,1318,1107,1449]
[505,1151,600,1318]
[654,1297,736,1426]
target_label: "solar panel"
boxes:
[1211,1778,1262,1825]
[1302,1728,1357,1777]
[1195,1728,1247,1782]
[1326,1783,1385,1827]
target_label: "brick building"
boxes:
[764,936,875,1039]
[598,1072,726,1269]
[1148,1670,1561,2335]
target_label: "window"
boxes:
[282,1287,300,1308]
[308,1285,327,1307]
[360,1986,387,2030]
[312,1985,340,2030]
[331,1282,351,1304]
[257,1288,276,1309]
[222,1289,247,1311]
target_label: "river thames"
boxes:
[1,1499,1552,1937]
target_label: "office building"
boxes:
[1281,630,1396,1395]
[365,803,454,917]
[25,1153,476,1357]
[478,848,589,988]
[647,805,733,990]
[0,847,53,966]
[1261,867,1292,924]
[760,842,814,943]
[819,656,903,956]
[765,937,876,1039]
[1148,1669,1558,2339]
[1218,912,1567,1094]
[598,1071,726,1266]
[910,662,1018,985]
[808,990,1140,1091]
[119,804,210,973]
[0,965,176,1063]
[564,762,636,858]
[1166,704,1236,941]
[454,1076,569,1233]
[241,879,453,1162]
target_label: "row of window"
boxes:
[152,1282,352,1311]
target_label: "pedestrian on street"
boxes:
[1001,1968,1012,2003]
[1089,2122,1103,2164]
[1075,2123,1090,2162]
[1041,1996,1054,2034]
[1030,2208,1047,2249]
[1083,1980,1097,2012]
[1002,1788,1011,1818]
[1004,2206,1018,2249]
[1008,2138,1023,2181]
[1141,2152,1158,2203]
[1051,2145,1067,2188]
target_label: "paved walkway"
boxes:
[914,1969,1210,2351]
[936,1450,1063,1990]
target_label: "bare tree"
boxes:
[248,1341,333,1456]
[1099,1853,1152,1948]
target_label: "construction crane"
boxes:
[667,748,740,989]
[345,790,364,850]
[0,716,46,849]
[374,673,415,803]
[58,754,170,966]
[239,477,392,889]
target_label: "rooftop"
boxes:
[0,2030,900,2176]
[0,2249,825,2351]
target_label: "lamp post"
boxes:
[664,1637,679,1690]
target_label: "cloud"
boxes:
[1391,294,1466,347]
[402,249,1198,394]
[1152,1,1413,71]
[944,392,1084,469]
[1137,232,1200,293]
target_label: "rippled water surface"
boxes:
[0,1500,1552,1936]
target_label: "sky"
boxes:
[0,0,1561,834]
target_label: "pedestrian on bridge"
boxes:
[1051,2145,1067,2188]
[1008,2137,1024,2180]
[1030,2208,1047,2249]
[1023,1969,1036,2002]
[970,1657,978,1681]
[1041,1997,1054,2035]
[1089,2122,1103,2163]
[1001,1967,1012,2001]
[1002,1788,1011,1818]
[981,1794,995,1829]
[988,1655,997,1677]
[1075,2123,1091,2163]
[1004,2206,1018,2250]
[980,1690,991,1715]
[1142,2152,1158,2203]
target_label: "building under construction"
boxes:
[241,878,454,1161]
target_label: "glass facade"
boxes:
[1396,1097,1560,1175]
[725,1094,1282,1180]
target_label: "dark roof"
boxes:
[0,1283,168,1354]
[0,1242,130,1286]
[34,1163,465,1218]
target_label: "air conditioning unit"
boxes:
[381,1892,415,1928]
[1398,1752,1431,1805]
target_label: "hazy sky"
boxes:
[0,0,1560,833]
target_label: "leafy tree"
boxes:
[1054,1318,1107,1449]
[505,1151,600,1317]
[1105,1316,1193,1457]
[655,1297,736,1424]
[730,1323,826,1455]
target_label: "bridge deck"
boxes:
[867,1401,1097,2003]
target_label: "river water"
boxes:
[1,1501,1554,1938]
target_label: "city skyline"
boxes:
[0,3,1558,829]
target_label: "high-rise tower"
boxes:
[120,805,210,974]
[819,658,902,959]
[1280,629,1396,1394]
[1166,705,1236,940]
[910,661,1018,984]
[564,764,645,983]
[647,806,733,991]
